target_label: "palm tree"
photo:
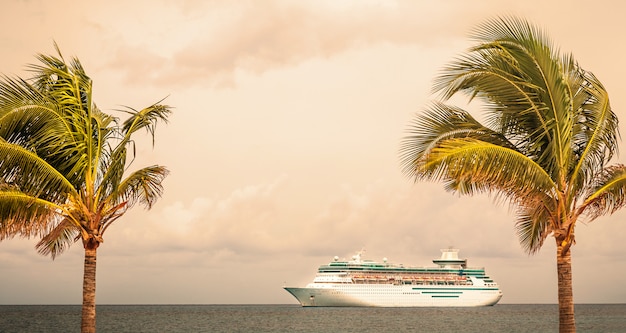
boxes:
[0,44,171,333]
[400,17,626,333]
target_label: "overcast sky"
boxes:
[1,0,626,305]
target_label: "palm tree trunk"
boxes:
[556,243,576,333]
[81,246,97,333]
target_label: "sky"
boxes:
[1,0,626,305]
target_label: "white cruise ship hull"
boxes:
[285,284,502,307]
[285,249,503,307]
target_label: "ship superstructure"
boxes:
[284,248,502,307]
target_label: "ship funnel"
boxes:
[440,248,459,260]
[433,248,467,268]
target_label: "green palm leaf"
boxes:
[114,165,169,210]
[120,101,172,142]
[0,191,62,240]
[514,194,556,253]
[580,164,626,220]
[0,141,77,201]
[35,218,80,258]
[400,102,516,177]
[416,137,555,198]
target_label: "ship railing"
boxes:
[348,274,473,286]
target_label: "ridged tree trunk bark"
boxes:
[556,243,575,333]
[81,246,97,333]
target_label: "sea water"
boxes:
[0,304,624,333]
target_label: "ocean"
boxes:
[0,304,624,333]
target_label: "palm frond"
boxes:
[0,75,51,116]
[0,141,77,202]
[400,102,516,178]
[514,198,555,254]
[569,70,618,196]
[0,191,62,240]
[113,165,169,210]
[579,164,626,221]
[436,16,576,183]
[0,46,109,188]
[416,137,555,201]
[0,103,89,186]
[35,217,80,259]
[119,100,172,145]
[96,100,171,201]
[28,43,92,115]
[96,143,127,202]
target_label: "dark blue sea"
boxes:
[0,304,624,333]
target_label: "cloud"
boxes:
[103,0,479,88]
[102,173,528,269]
[103,175,290,259]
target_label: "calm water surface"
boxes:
[0,304,624,333]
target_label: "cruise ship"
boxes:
[284,248,502,307]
